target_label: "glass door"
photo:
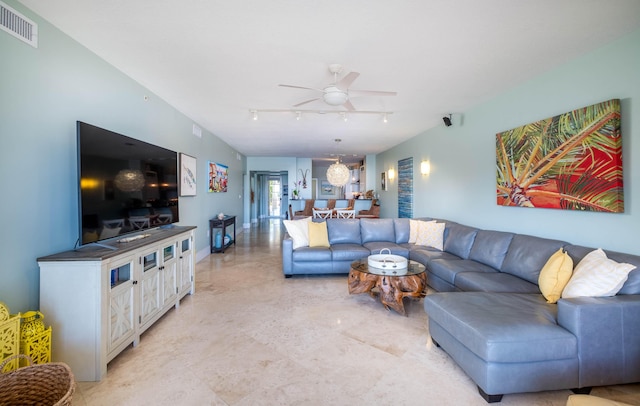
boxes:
[268,178,281,217]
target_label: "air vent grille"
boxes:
[0,1,38,48]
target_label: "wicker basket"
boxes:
[0,354,75,406]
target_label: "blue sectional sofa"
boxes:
[281,217,640,403]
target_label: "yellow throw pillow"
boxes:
[415,221,445,251]
[308,221,330,248]
[538,248,573,303]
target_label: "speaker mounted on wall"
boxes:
[443,114,452,127]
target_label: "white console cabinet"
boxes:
[38,226,195,381]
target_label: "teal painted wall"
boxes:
[377,29,640,255]
[0,1,245,312]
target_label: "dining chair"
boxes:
[313,208,333,219]
[336,209,355,219]
[129,216,151,229]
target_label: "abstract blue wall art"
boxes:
[398,157,413,218]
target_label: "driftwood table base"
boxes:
[348,260,427,316]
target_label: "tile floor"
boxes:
[73,219,640,405]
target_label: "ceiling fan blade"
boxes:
[279,84,323,92]
[293,98,321,107]
[349,89,397,97]
[337,72,360,90]
[343,100,356,112]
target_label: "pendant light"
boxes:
[114,169,145,192]
[326,139,350,187]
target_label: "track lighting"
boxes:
[251,110,258,121]
[296,111,301,120]
[383,113,388,123]
[341,112,348,122]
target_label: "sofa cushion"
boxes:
[363,242,409,258]
[292,246,332,262]
[443,223,478,259]
[455,272,540,293]
[410,247,459,265]
[562,248,636,299]
[429,258,498,285]
[539,248,574,303]
[409,219,431,243]
[308,221,330,247]
[283,217,312,249]
[468,230,514,270]
[394,218,410,244]
[424,292,577,363]
[327,218,361,245]
[360,218,395,243]
[330,244,370,262]
[415,221,445,250]
[564,245,640,295]
[500,234,566,284]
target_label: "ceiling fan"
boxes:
[279,64,397,111]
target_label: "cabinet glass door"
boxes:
[140,250,161,327]
[162,243,178,306]
[178,237,193,295]
[108,258,135,353]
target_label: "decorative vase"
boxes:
[217,212,224,220]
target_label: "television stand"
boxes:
[85,242,118,251]
[38,226,196,381]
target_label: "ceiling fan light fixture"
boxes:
[323,86,348,106]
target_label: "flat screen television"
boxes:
[77,121,179,246]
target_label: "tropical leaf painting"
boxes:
[496,99,623,212]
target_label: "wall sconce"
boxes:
[388,167,395,180]
[420,160,431,175]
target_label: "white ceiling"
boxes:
[18,0,640,164]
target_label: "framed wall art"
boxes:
[496,99,623,212]
[208,162,228,193]
[381,172,387,191]
[320,180,334,196]
[179,153,197,196]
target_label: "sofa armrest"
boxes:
[557,295,640,387]
[282,233,293,275]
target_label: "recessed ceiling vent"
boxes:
[0,1,38,48]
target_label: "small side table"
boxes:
[209,215,236,253]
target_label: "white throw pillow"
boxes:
[283,217,312,249]
[409,219,434,244]
[562,248,636,299]
[415,221,445,251]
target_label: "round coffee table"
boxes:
[348,258,427,316]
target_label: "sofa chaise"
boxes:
[281,217,640,403]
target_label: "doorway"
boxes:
[268,178,281,217]
[251,171,287,221]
